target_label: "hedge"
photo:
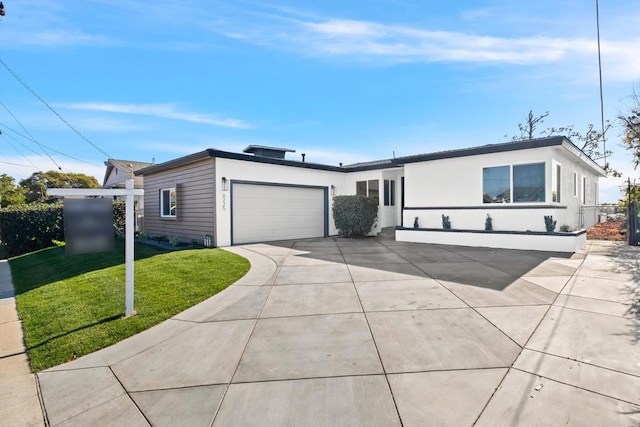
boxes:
[0,200,127,258]
[332,195,378,237]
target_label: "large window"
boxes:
[483,162,546,204]
[160,187,176,218]
[383,179,396,206]
[356,180,380,203]
[513,163,545,203]
[483,166,510,203]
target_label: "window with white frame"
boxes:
[581,176,586,204]
[356,180,380,203]
[552,163,561,203]
[483,162,545,203]
[383,179,396,206]
[573,172,578,197]
[160,187,176,218]
[483,166,510,203]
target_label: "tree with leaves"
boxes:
[0,174,25,208]
[19,171,99,203]
[619,89,640,170]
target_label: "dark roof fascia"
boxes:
[135,150,212,176]
[135,136,606,177]
[135,149,346,175]
[210,149,344,172]
[396,136,567,165]
[560,140,607,176]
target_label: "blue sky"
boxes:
[0,0,638,202]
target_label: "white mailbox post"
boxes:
[49,178,143,317]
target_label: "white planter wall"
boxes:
[396,228,587,253]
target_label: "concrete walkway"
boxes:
[0,259,46,427]
[26,238,640,425]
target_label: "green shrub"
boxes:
[0,200,127,257]
[332,195,378,237]
[0,203,64,257]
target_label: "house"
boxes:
[135,136,605,252]
[103,159,153,229]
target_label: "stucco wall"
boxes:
[214,158,347,247]
[402,145,601,232]
[344,168,404,232]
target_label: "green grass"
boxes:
[10,240,250,372]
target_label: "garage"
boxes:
[231,182,327,245]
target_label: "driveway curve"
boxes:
[37,237,640,426]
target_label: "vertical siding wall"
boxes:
[143,159,215,244]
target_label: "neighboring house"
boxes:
[103,159,153,229]
[136,137,605,252]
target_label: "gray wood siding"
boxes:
[143,159,215,244]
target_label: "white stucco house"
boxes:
[136,136,605,252]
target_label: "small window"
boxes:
[581,176,586,204]
[383,179,396,206]
[513,163,545,203]
[356,181,367,196]
[483,166,510,203]
[573,172,578,197]
[160,187,176,218]
[356,180,380,204]
[552,164,561,203]
[368,179,379,202]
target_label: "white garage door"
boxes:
[232,183,326,244]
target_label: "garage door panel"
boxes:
[232,184,326,244]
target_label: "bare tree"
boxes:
[509,110,619,177]
[619,88,640,169]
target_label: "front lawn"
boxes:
[10,240,249,372]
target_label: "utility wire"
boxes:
[1,133,38,168]
[595,0,607,168]
[0,57,113,159]
[0,99,62,170]
[0,159,33,167]
[0,122,97,166]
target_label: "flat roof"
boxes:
[136,136,606,176]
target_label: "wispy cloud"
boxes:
[215,10,640,81]
[58,102,250,129]
[6,30,116,47]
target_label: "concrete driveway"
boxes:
[36,236,640,426]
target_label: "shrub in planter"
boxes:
[544,215,557,233]
[332,195,378,237]
[442,215,452,229]
[485,214,493,231]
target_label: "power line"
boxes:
[0,122,97,166]
[0,57,113,159]
[0,159,33,167]
[0,99,62,170]
[0,133,39,168]
[595,0,607,168]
